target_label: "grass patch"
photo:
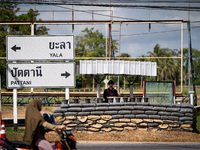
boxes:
[6,128,24,141]
[196,110,200,132]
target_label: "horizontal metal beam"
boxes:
[0,20,188,25]
[0,57,182,60]
[76,57,182,59]
[1,92,182,97]
[0,21,32,25]
[0,92,140,97]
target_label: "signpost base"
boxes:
[14,124,18,131]
[13,88,18,131]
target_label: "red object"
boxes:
[0,121,6,139]
[173,81,176,97]
[55,141,63,150]
[143,81,145,97]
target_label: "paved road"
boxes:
[77,141,200,150]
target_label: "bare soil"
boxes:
[2,106,57,118]
[45,130,200,143]
[3,103,200,143]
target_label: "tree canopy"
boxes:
[145,44,200,86]
[75,27,119,88]
[75,27,118,57]
[147,44,179,82]
[0,1,49,88]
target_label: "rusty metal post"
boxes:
[117,22,122,93]
[109,23,112,80]
[52,11,54,21]
[92,11,94,21]
[109,23,112,60]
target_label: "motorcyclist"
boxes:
[23,99,66,150]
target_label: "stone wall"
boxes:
[54,102,195,132]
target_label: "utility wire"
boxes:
[60,3,200,12]
[8,1,200,12]
[113,26,200,37]
[55,5,142,21]
[55,5,200,22]
[8,0,200,4]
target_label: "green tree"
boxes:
[182,48,200,85]
[75,27,118,88]
[120,53,131,57]
[0,1,49,88]
[147,44,179,82]
[145,44,200,86]
[75,27,118,57]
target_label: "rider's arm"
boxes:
[42,121,66,131]
[42,121,57,131]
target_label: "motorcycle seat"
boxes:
[6,140,31,149]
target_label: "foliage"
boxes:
[0,1,49,88]
[75,27,118,87]
[182,48,200,85]
[196,110,200,132]
[120,53,131,57]
[144,44,200,87]
[75,27,118,57]
[76,75,82,88]
[147,44,180,83]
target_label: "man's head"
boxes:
[108,80,114,89]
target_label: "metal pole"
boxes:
[117,22,121,93]
[31,24,34,93]
[188,22,196,105]
[65,60,70,104]
[31,23,34,35]
[13,88,18,130]
[109,23,112,60]
[188,1,191,92]
[118,22,121,58]
[189,91,194,105]
[188,22,191,92]
[97,84,100,98]
[105,24,108,88]
[130,85,133,98]
[65,88,69,102]
[181,23,183,94]
[12,60,18,130]
[93,76,95,92]
[106,24,108,60]
[109,23,112,80]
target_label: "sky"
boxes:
[17,3,200,57]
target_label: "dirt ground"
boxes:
[2,105,57,118]
[7,128,200,143]
[3,104,200,143]
[45,130,200,143]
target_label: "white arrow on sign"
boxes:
[6,35,74,61]
[7,62,75,88]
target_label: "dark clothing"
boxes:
[23,99,57,146]
[103,88,118,102]
[23,99,45,146]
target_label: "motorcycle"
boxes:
[0,129,77,150]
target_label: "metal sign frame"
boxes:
[6,35,74,61]
[7,62,76,89]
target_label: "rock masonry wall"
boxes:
[54,102,195,132]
